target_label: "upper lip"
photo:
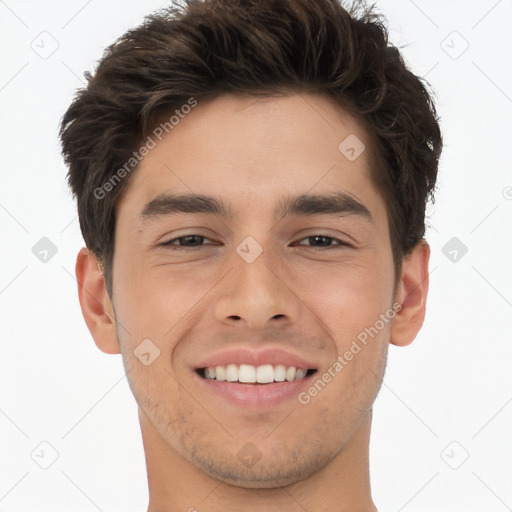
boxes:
[194,347,319,370]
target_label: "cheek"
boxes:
[296,257,394,334]
[303,320,390,429]
[295,254,393,390]
[112,246,204,335]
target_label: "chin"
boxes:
[187,440,336,488]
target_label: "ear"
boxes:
[75,247,121,354]
[390,239,430,347]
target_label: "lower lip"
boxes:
[195,371,315,409]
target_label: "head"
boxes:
[60,0,441,490]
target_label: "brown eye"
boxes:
[162,234,214,249]
[296,235,351,249]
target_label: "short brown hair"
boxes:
[59,0,442,298]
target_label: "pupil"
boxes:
[312,236,329,246]
[183,235,202,246]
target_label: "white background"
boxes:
[0,0,511,511]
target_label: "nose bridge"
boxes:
[214,241,299,329]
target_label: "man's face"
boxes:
[112,92,396,487]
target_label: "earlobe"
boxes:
[389,240,430,347]
[75,247,121,354]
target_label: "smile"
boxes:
[197,364,317,383]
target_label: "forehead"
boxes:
[117,92,385,224]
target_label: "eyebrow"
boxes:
[140,191,374,224]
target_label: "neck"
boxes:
[141,407,377,512]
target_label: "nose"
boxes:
[214,248,301,331]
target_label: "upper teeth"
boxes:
[203,364,308,383]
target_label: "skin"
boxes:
[76,92,430,512]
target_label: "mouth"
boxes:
[192,348,320,408]
[196,364,318,384]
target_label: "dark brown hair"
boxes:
[59,0,442,298]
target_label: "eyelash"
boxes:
[161,234,352,251]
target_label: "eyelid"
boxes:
[160,232,353,250]
[294,234,353,248]
[157,227,216,244]
[161,234,216,247]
